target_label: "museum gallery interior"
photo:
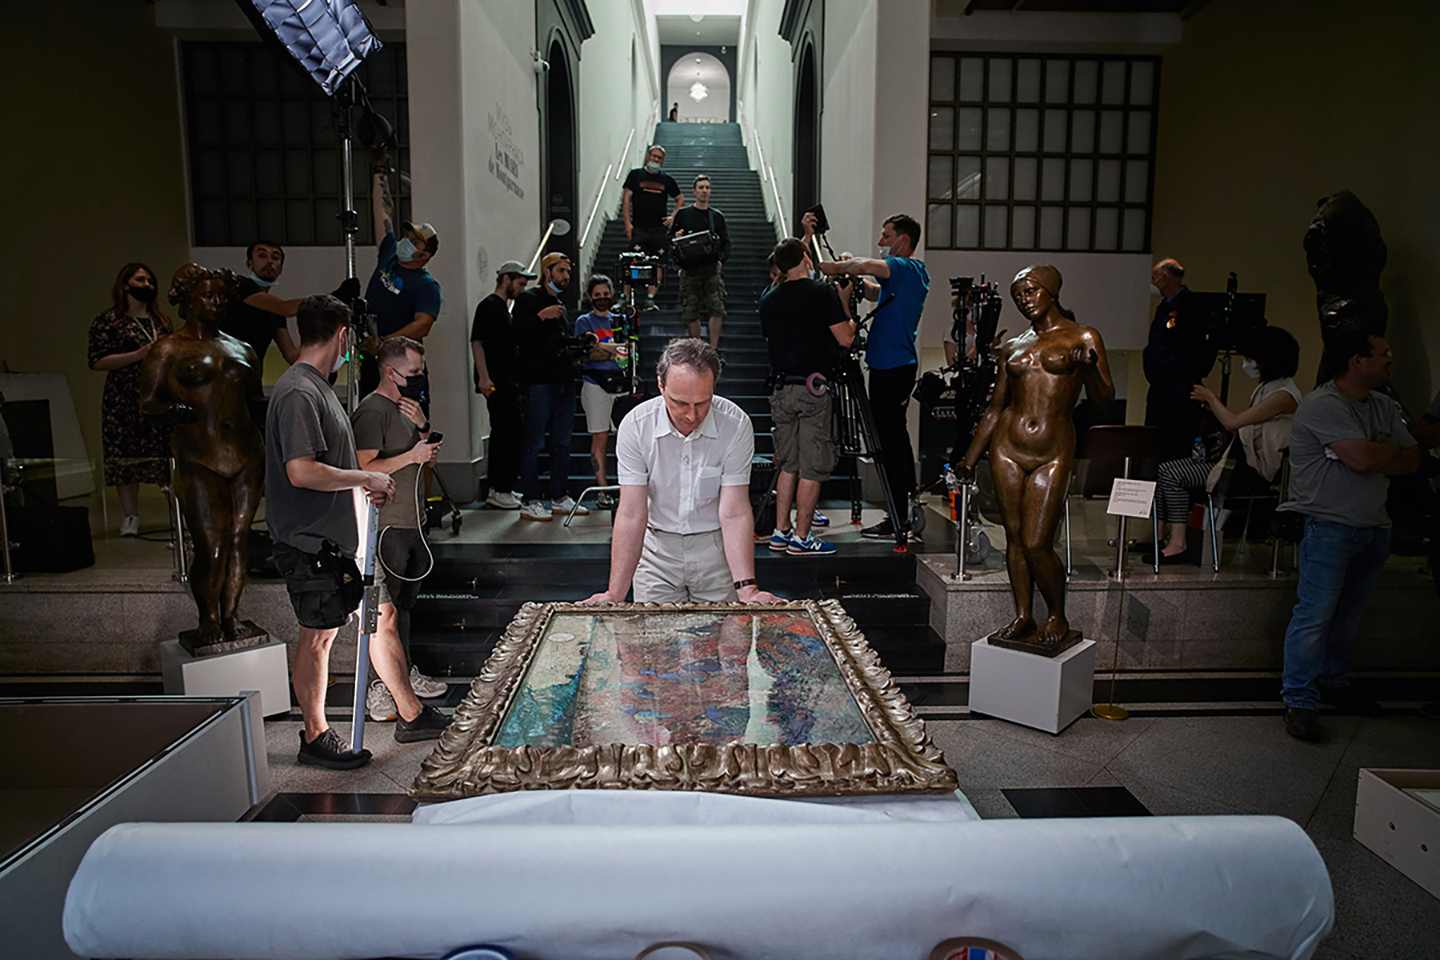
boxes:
[3,1,1439,958]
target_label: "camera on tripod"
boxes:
[618,250,662,288]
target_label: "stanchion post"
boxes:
[0,457,15,584]
[952,480,971,582]
[1093,455,1132,721]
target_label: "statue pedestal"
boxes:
[969,636,1096,734]
[160,636,290,718]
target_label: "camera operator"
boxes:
[470,260,536,510]
[265,296,444,770]
[575,275,627,507]
[623,145,684,308]
[760,239,855,557]
[811,213,931,540]
[220,241,301,368]
[514,252,587,521]
[670,174,730,349]
[351,336,452,726]
[1144,258,1216,459]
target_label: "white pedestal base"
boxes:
[968,637,1097,734]
[160,638,291,717]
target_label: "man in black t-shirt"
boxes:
[670,174,730,349]
[221,241,301,370]
[622,144,684,305]
[759,239,857,557]
[470,259,536,510]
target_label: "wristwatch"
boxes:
[733,578,758,591]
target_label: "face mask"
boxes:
[547,280,564,296]
[1241,358,1261,379]
[1149,283,1161,297]
[247,270,274,289]
[644,161,661,174]
[396,238,418,261]
[128,284,157,304]
[878,245,891,258]
[332,344,348,375]
[399,373,427,402]
[592,298,614,313]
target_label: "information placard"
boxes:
[1106,478,1156,519]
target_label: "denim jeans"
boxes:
[519,382,576,504]
[1281,517,1390,710]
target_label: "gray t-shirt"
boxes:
[1281,381,1415,528]
[265,362,360,554]
[351,392,421,531]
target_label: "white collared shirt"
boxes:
[616,395,754,534]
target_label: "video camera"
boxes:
[559,331,599,363]
[618,250,662,288]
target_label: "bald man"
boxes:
[1144,258,1216,459]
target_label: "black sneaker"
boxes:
[297,728,372,770]
[1283,708,1322,742]
[395,705,450,743]
[861,518,896,539]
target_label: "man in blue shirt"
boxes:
[812,212,930,539]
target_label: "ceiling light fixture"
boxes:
[689,81,708,102]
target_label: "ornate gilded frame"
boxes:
[413,599,958,799]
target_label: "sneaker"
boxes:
[809,509,830,528]
[366,679,398,722]
[120,515,140,538]
[554,496,589,516]
[861,517,920,542]
[409,665,448,699]
[520,500,552,522]
[395,704,450,743]
[1283,707,1322,742]
[768,529,794,552]
[787,533,838,557]
[297,728,372,770]
[486,490,522,510]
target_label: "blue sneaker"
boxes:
[768,529,794,552]
[787,534,837,557]
[810,510,830,528]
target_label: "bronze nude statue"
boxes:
[139,263,265,650]
[961,265,1114,654]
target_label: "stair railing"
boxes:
[746,120,788,238]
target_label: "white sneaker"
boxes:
[366,680,398,722]
[409,665,448,699]
[120,515,140,538]
[486,490,522,510]
[553,496,589,516]
[520,500,553,522]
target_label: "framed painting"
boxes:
[413,600,958,799]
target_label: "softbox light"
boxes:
[235,0,382,97]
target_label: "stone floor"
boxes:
[265,710,1440,959]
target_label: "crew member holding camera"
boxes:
[221,241,301,369]
[515,252,587,522]
[352,336,452,726]
[575,275,628,507]
[761,239,855,557]
[1144,258,1215,459]
[670,174,730,349]
[471,260,536,510]
[811,213,931,540]
[265,296,443,771]
[623,145,684,308]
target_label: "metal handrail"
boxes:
[578,164,615,249]
[613,127,636,182]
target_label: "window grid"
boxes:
[927,52,1159,253]
[181,41,412,247]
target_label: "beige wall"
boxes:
[1152,0,1439,409]
[7,2,191,472]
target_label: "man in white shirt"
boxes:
[584,339,780,604]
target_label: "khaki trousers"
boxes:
[633,528,736,603]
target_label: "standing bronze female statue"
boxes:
[139,263,265,648]
[961,265,1114,653]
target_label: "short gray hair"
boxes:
[657,338,720,386]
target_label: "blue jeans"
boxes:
[1281,518,1390,710]
[519,382,575,504]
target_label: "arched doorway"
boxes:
[542,36,577,306]
[793,40,819,236]
[666,52,731,124]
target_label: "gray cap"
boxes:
[496,260,537,280]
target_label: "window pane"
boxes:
[958,108,983,150]
[1068,159,1093,202]
[220,47,248,95]
[1127,110,1152,154]
[315,197,341,244]
[314,150,339,195]
[1097,159,1121,202]
[1043,109,1068,152]
[929,108,955,151]
[254,103,281,146]
[256,150,282,195]
[225,103,251,143]
[1040,206,1063,248]
[195,151,224,196]
[1129,61,1154,105]
[985,157,1010,200]
[1099,110,1123,153]
[1067,207,1092,250]
[956,205,980,246]
[1012,206,1037,249]
[959,58,984,101]
[1074,60,1098,103]
[197,200,225,245]
[1045,59,1070,103]
[1013,157,1037,200]
[1126,159,1150,203]
[931,56,955,102]
[956,156,982,199]
[927,203,953,248]
[1015,109,1039,152]
[987,108,1011,151]
[983,206,1008,248]
[1095,207,1120,251]
[1101,61,1126,104]
[1071,110,1095,153]
[1123,208,1147,251]
[286,149,311,194]
[286,200,314,242]
[258,199,284,239]
[988,58,1012,101]
[928,156,954,200]
[1017,59,1041,102]
[227,201,256,243]
[227,154,252,196]
[194,109,222,147]
[1041,158,1065,202]
[282,101,308,142]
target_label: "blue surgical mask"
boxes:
[878,245,892,258]
[645,161,661,174]
[546,280,563,296]
[247,271,274,289]
[396,238,418,261]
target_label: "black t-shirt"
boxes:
[623,168,680,228]
[759,278,847,378]
[512,287,573,385]
[469,293,516,389]
[220,277,284,367]
[670,205,731,269]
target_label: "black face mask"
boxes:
[129,284,157,304]
[399,374,427,402]
[591,298,614,313]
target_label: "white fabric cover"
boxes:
[64,815,1332,960]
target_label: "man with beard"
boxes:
[471,259,537,509]
[220,241,301,369]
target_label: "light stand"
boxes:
[332,76,369,413]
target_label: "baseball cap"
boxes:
[541,252,572,272]
[495,260,537,280]
[400,221,439,254]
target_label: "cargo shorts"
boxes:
[272,541,362,630]
[770,384,835,482]
[680,266,727,324]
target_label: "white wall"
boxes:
[820,1,879,254]
[737,0,794,238]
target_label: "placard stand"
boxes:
[1092,465,1156,722]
